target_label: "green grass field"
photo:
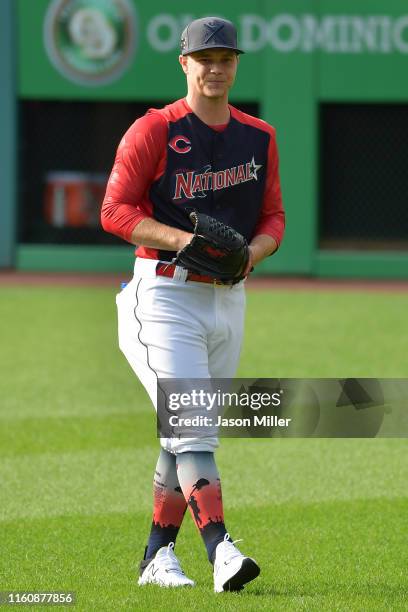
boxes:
[1,285,408,611]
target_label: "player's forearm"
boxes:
[130,217,192,251]
[249,234,278,266]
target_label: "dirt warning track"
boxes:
[1,271,408,293]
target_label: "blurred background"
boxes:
[1,0,408,278]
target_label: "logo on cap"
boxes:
[180,17,243,55]
[204,21,225,44]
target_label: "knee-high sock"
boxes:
[176,451,229,563]
[145,449,187,559]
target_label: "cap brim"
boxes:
[181,45,244,56]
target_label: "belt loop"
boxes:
[173,265,188,282]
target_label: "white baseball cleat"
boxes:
[213,534,260,593]
[138,542,195,588]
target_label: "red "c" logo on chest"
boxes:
[168,135,192,154]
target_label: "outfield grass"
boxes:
[1,286,407,611]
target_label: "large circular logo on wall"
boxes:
[44,0,137,86]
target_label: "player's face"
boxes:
[181,49,238,100]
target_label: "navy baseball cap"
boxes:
[180,17,244,55]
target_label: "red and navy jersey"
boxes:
[101,98,285,261]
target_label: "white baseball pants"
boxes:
[116,257,246,454]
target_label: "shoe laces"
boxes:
[219,533,244,561]
[162,542,185,575]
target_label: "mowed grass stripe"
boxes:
[241,291,408,377]
[1,446,158,522]
[218,438,408,507]
[2,439,407,522]
[0,412,156,456]
[0,286,146,420]
[0,498,406,611]
[1,287,408,422]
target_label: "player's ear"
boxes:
[179,54,188,74]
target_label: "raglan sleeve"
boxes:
[253,126,285,249]
[101,111,167,243]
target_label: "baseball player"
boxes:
[101,17,285,592]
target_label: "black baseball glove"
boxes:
[172,211,249,283]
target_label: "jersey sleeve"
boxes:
[253,127,285,248]
[101,112,168,243]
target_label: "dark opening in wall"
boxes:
[319,103,408,251]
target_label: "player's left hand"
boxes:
[172,211,249,282]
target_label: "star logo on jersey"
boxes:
[173,156,263,200]
[249,156,262,181]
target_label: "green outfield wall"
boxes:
[1,0,408,278]
[0,0,17,269]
